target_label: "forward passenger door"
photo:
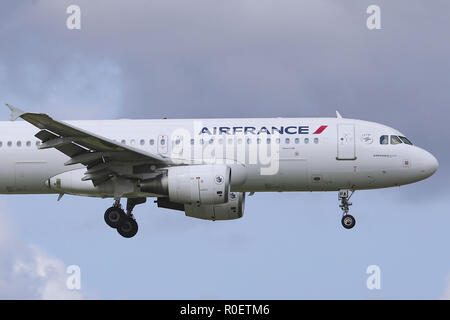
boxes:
[337,124,356,160]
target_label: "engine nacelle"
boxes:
[140,165,231,205]
[48,168,114,196]
[184,192,245,220]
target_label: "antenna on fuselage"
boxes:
[336,110,343,119]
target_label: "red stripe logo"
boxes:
[313,125,328,134]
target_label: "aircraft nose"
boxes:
[428,152,439,175]
[419,149,438,178]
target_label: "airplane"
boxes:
[0,104,438,238]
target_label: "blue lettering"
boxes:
[257,126,270,135]
[298,126,309,134]
[219,127,230,135]
[200,127,212,134]
[271,126,283,134]
[233,127,243,134]
[244,127,256,134]
[200,125,310,135]
[285,126,297,134]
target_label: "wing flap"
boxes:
[35,129,90,159]
[35,129,57,142]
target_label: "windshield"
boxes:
[380,135,413,145]
[399,136,413,145]
[390,135,403,145]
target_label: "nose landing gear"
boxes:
[104,198,146,238]
[339,189,356,229]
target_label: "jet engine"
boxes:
[47,168,114,196]
[157,191,245,221]
[140,164,231,205]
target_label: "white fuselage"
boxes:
[0,117,438,197]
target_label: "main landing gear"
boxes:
[339,189,356,229]
[104,198,146,238]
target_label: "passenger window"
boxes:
[399,136,413,145]
[285,138,290,144]
[380,135,389,145]
[140,139,145,145]
[17,141,22,147]
[314,138,319,144]
[0,141,2,147]
[26,141,31,147]
[7,141,12,147]
[267,138,271,144]
[190,139,195,145]
[390,135,402,145]
[121,139,126,144]
[295,138,300,144]
[304,138,309,144]
[149,139,155,145]
[160,139,166,145]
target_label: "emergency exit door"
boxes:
[157,135,168,154]
[337,124,356,160]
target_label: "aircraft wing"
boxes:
[6,104,171,185]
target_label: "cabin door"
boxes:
[337,124,356,160]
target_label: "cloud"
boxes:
[0,211,83,299]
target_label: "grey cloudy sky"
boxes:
[0,0,449,299]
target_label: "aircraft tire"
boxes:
[104,207,126,229]
[341,214,356,229]
[117,217,138,238]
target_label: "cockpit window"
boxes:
[380,135,389,145]
[399,136,413,145]
[390,135,403,145]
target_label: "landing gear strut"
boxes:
[338,189,356,229]
[104,198,146,238]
